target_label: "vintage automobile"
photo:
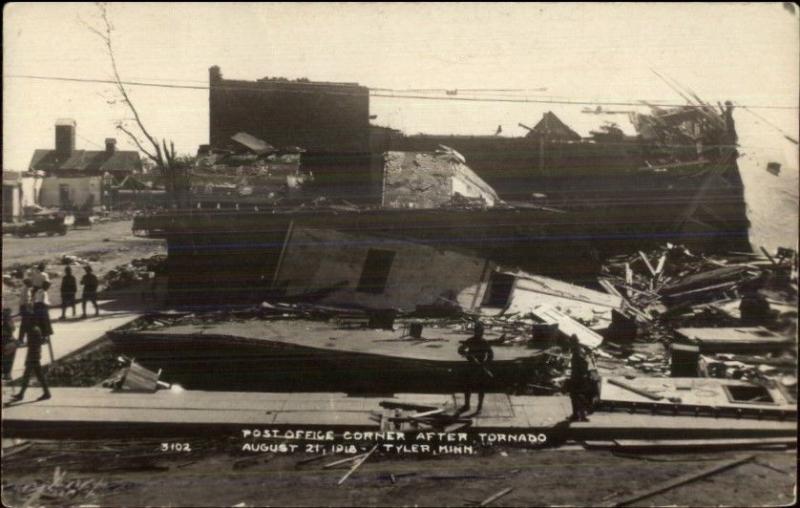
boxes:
[12,214,70,237]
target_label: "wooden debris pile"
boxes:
[42,341,121,387]
[2,469,134,506]
[102,254,167,290]
[374,401,473,433]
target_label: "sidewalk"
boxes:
[7,303,140,380]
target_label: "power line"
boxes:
[739,105,799,145]
[77,134,103,148]
[5,74,798,111]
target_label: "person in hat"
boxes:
[566,334,595,422]
[60,265,78,320]
[80,265,99,318]
[30,264,53,342]
[11,325,51,402]
[457,320,494,414]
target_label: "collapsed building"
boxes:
[135,66,751,309]
[191,133,310,209]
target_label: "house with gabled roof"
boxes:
[29,119,142,210]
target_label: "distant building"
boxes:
[2,171,44,222]
[28,119,142,209]
[208,66,377,203]
[524,111,582,142]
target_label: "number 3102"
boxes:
[161,442,191,452]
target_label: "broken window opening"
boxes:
[482,272,516,308]
[357,249,395,294]
[722,384,776,405]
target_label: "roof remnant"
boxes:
[29,149,142,174]
[231,132,276,155]
[525,111,582,142]
[382,150,500,209]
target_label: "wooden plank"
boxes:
[606,378,664,401]
[295,453,330,466]
[323,453,367,469]
[603,455,754,507]
[654,255,666,276]
[638,251,657,277]
[338,444,378,485]
[531,304,604,349]
[409,408,446,420]
[598,279,623,298]
[612,437,796,450]
[759,247,778,266]
[480,487,513,506]
[379,401,440,412]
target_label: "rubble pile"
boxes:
[597,244,797,388]
[1,473,133,506]
[102,254,166,290]
[43,341,121,387]
[3,262,61,286]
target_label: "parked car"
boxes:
[13,214,68,237]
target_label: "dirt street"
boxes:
[2,219,165,309]
[0,440,795,507]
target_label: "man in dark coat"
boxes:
[457,320,494,414]
[60,265,78,320]
[567,334,596,422]
[11,326,51,402]
[81,265,99,318]
[17,279,34,345]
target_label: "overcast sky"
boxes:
[3,2,798,171]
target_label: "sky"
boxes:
[3,2,798,169]
[4,2,798,249]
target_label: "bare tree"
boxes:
[81,2,188,207]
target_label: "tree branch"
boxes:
[116,124,158,164]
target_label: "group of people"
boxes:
[458,319,598,421]
[58,264,100,320]
[2,262,101,402]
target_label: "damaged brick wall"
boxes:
[381,151,499,208]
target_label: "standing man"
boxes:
[18,279,34,345]
[457,320,494,414]
[29,263,50,294]
[566,335,596,422]
[60,266,78,320]
[31,266,53,343]
[80,265,99,318]
[11,326,52,402]
[2,307,18,381]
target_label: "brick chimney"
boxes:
[209,65,222,83]
[55,118,76,156]
[105,138,117,154]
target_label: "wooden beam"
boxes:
[639,251,657,277]
[480,487,513,506]
[338,444,379,485]
[654,255,666,276]
[379,401,440,412]
[598,279,623,299]
[269,219,294,290]
[409,408,446,420]
[323,453,367,469]
[759,246,778,266]
[607,378,664,401]
[604,455,754,507]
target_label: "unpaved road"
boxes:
[0,441,795,507]
[2,219,165,308]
